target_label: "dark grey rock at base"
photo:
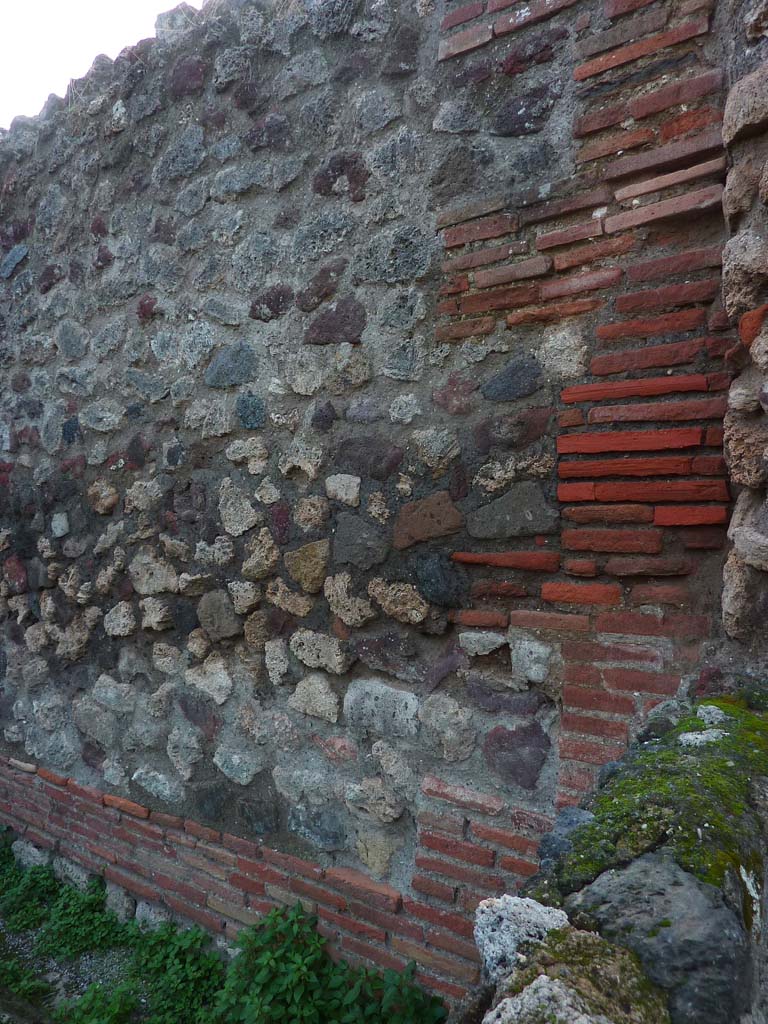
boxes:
[565,853,750,1024]
[412,553,468,608]
[333,511,389,570]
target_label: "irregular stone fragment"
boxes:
[418,694,475,762]
[343,678,419,739]
[73,697,118,748]
[87,480,120,514]
[289,629,355,674]
[474,895,568,984]
[227,581,261,614]
[132,767,185,804]
[195,536,235,567]
[412,428,460,472]
[508,628,555,685]
[323,573,376,627]
[179,573,214,596]
[412,552,468,608]
[295,496,331,531]
[167,723,204,781]
[140,597,174,631]
[128,548,179,595]
[205,342,259,388]
[197,590,242,641]
[325,473,361,506]
[242,528,280,580]
[219,479,260,536]
[265,577,314,617]
[284,539,329,593]
[103,601,136,637]
[393,491,464,549]
[264,638,290,686]
[345,777,404,823]
[288,673,339,723]
[185,653,234,705]
[305,296,366,345]
[467,483,559,539]
[367,578,429,624]
[333,512,389,570]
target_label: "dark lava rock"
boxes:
[236,393,267,430]
[333,511,389,570]
[304,296,366,345]
[204,342,259,388]
[412,553,468,608]
[483,722,551,789]
[250,284,294,322]
[334,435,404,480]
[481,355,542,402]
[311,401,338,432]
[467,482,559,539]
[296,258,348,312]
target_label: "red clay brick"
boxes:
[616,279,721,315]
[562,528,662,553]
[602,667,680,694]
[563,504,653,523]
[598,310,708,344]
[420,831,496,867]
[605,0,656,15]
[498,855,539,876]
[66,780,104,804]
[654,505,729,525]
[692,454,727,475]
[475,255,552,289]
[508,609,591,632]
[442,1,485,31]
[588,396,726,424]
[185,819,220,842]
[324,868,401,911]
[596,611,708,639]
[563,684,636,715]
[421,775,505,816]
[469,823,539,858]
[558,760,598,793]
[443,240,528,272]
[591,343,708,378]
[435,317,497,341]
[444,213,517,248]
[318,907,386,944]
[103,795,149,818]
[37,768,68,786]
[402,899,474,938]
[438,21,493,61]
[412,874,456,903]
[559,456,693,478]
[262,847,324,880]
[417,811,467,837]
[681,526,726,548]
[629,69,723,120]
[415,854,505,891]
[630,583,690,605]
[577,127,654,164]
[574,19,709,81]
[493,0,580,34]
[562,712,629,741]
[605,185,723,234]
[627,247,722,285]
[558,427,703,455]
[519,185,614,226]
[559,737,626,764]
[537,219,603,250]
[739,304,768,346]
[574,102,627,137]
[426,928,482,963]
[578,7,667,58]
[506,297,604,324]
[542,581,622,605]
[540,267,622,300]
[438,197,507,231]
[607,127,723,180]
[552,233,636,271]
[391,936,480,983]
[660,106,722,143]
[562,375,709,404]
[470,580,527,599]
[459,282,539,315]
[450,609,509,628]
[347,900,425,941]
[290,878,347,910]
[558,482,597,501]
[166,894,226,932]
[604,555,692,576]
[594,480,729,502]
[560,409,585,427]
[563,639,661,664]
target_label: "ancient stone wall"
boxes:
[0,0,741,1004]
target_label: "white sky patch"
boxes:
[0,0,205,129]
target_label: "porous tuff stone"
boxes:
[343,678,419,739]
[475,895,568,984]
[289,629,355,674]
[287,673,340,723]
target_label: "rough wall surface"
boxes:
[0,0,741,1004]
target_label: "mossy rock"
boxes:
[551,699,768,904]
[494,927,669,1024]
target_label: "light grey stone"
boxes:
[288,673,340,723]
[343,679,419,739]
[289,629,355,675]
[475,895,568,983]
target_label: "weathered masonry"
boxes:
[0,0,766,1005]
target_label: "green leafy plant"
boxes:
[131,922,225,1024]
[36,879,136,959]
[213,903,447,1024]
[0,847,60,933]
[0,937,53,1005]
[53,981,138,1024]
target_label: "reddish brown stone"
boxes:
[393,491,464,550]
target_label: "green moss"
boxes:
[555,699,768,902]
[502,927,670,1024]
